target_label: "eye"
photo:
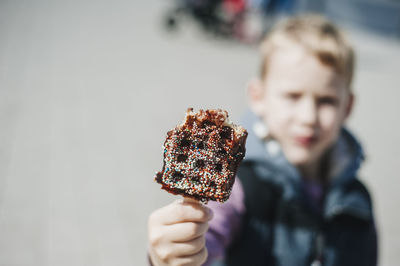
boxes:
[284,92,301,100]
[318,96,338,106]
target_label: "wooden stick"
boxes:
[183,196,200,204]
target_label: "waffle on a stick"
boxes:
[155,108,247,203]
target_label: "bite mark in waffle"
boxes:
[155,108,248,203]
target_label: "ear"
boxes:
[344,92,354,119]
[247,78,266,116]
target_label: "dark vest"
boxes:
[225,160,377,266]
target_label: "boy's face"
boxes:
[249,45,353,171]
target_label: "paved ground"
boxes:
[0,1,399,265]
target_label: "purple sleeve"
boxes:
[204,178,246,265]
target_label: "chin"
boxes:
[285,148,319,167]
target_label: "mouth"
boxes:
[293,136,317,147]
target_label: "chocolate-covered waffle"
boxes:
[155,108,247,203]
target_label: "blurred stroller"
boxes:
[163,0,253,43]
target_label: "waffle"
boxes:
[155,108,247,203]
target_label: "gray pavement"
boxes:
[0,1,399,265]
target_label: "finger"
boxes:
[170,235,206,257]
[170,247,208,266]
[151,200,212,225]
[179,199,214,221]
[150,236,206,264]
[165,221,209,242]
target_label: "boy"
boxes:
[148,15,378,266]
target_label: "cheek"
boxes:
[319,107,343,137]
[265,100,293,134]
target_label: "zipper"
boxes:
[310,232,324,266]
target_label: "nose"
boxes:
[297,97,318,126]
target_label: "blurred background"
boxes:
[0,0,399,265]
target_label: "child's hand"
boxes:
[148,198,213,266]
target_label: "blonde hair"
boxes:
[260,15,355,88]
